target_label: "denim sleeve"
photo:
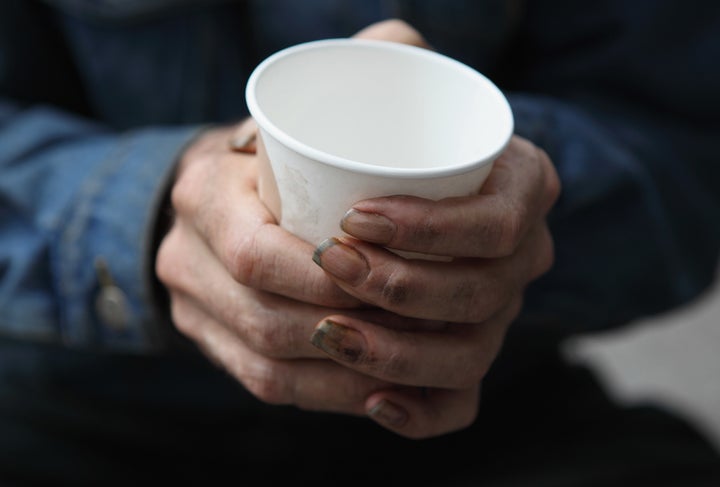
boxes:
[0,100,202,351]
[509,94,720,339]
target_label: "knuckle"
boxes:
[346,376,380,404]
[495,206,525,256]
[361,19,426,47]
[469,208,522,258]
[168,299,190,334]
[538,148,562,205]
[226,223,273,287]
[547,168,562,204]
[155,230,180,287]
[378,268,415,309]
[453,285,495,324]
[154,245,172,287]
[384,18,414,32]
[243,366,290,405]
[168,299,204,344]
[461,305,490,325]
[535,146,550,164]
[457,279,504,323]
[541,238,555,274]
[469,219,502,255]
[410,213,443,246]
[333,375,379,409]
[169,180,185,214]
[245,321,288,358]
[451,281,479,307]
[172,315,197,340]
[533,227,556,280]
[450,352,491,389]
[380,349,412,381]
[226,232,260,286]
[169,169,198,216]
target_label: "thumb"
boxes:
[353,19,431,49]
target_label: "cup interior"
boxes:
[247,39,513,175]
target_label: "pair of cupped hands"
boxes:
[156,20,560,439]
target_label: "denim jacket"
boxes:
[1,0,719,352]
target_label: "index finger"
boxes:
[340,136,560,258]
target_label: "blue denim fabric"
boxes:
[1,0,719,353]
[0,102,200,349]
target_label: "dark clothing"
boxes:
[1,337,719,486]
[1,0,719,484]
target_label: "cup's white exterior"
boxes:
[246,39,513,247]
[257,127,495,246]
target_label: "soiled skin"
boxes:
[156,20,560,439]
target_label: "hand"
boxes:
[157,120,372,411]
[310,135,560,436]
[155,120,460,435]
[157,21,560,440]
[353,18,431,48]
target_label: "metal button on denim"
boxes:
[94,258,129,331]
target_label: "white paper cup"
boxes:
[246,38,513,248]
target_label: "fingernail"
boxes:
[368,400,409,428]
[310,319,366,364]
[312,238,369,285]
[228,132,257,153]
[341,209,396,244]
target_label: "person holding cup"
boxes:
[159,22,559,439]
[1,1,719,485]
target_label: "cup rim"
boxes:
[245,38,514,178]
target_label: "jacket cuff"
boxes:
[56,126,203,352]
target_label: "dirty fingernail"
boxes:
[312,238,369,285]
[229,132,257,153]
[368,399,409,428]
[341,209,396,244]
[310,319,366,364]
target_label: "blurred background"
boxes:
[565,265,720,451]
